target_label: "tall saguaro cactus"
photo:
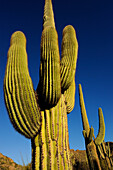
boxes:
[4,0,78,169]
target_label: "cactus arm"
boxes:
[38,26,61,109]
[79,84,90,136]
[108,142,111,158]
[88,126,94,143]
[101,142,107,156]
[64,78,75,113]
[4,44,32,138]
[60,25,78,92]
[82,130,87,138]
[96,144,105,159]
[95,108,105,145]
[4,31,41,138]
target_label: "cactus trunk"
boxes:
[86,141,101,170]
[31,95,72,170]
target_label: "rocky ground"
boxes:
[0,142,113,170]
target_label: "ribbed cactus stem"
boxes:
[31,95,72,170]
[61,25,78,92]
[86,141,102,170]
[31,135,40,170]
[79,84,90,136]
[88,126,94,143]
[95,108,105,145]
[79,84,103,169]
[64,78,75,114]
[96,144,105,159]
[4,31,41,139]
[38,26,61,109]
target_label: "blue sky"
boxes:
[0,0,113,165]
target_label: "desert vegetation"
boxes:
[3,0,113,169]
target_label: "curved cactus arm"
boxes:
[107,142,111,158]
[60,25,78,92]
[95,108,105,145]
[88,126,94,143]
[64,78,75,113]
[82,130,87,139]
[4,31,41,138]
[79,84,90,137]
[96,144,105,159]
[101,142,107,156]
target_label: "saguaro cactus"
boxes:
[79,84,106,170]
[4,0,78,169]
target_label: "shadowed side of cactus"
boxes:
[79,84,102,170]
[4,31,41,139]
[60,25,78,92]
[64,78,75,113]
[96,141,113,169]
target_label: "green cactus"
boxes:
[64,78,75,113]
[4,31,41,139]
[4,0,78,169]
[79,84,106,170]
[60,25,78,92]
[97,142,113,169]
[95,108,105,145]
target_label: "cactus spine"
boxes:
[4,0,78,169]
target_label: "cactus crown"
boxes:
[43,0,55,29]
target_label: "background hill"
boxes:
[0,142,113,170]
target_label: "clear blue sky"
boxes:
[0,0,113,166]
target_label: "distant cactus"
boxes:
[4,0,78,169]
[79,84,105,170]
[79,84,113,169]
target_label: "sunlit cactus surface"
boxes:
[4,0,78,169]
